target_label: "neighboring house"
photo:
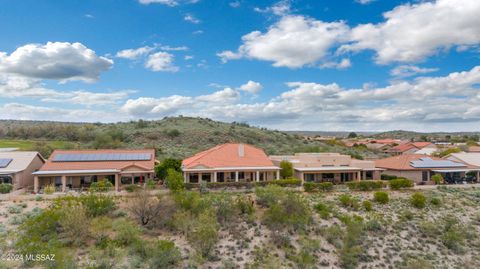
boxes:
[446,153,480,174]
[270,153,382,183]
[182,143,280,183]
[375,154,477,183]
[0,151,45,190]
[32,149,155,193]
[388,142,435,155]
[466,146,480,153]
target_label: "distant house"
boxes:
[446,153,480,173]
[466,146,480,153]
[270,153,382,183]
[0,151,45,191]
[182,143,280,183]
[375,154,477,183]
[387,142,435,155]
[32,149,155,193]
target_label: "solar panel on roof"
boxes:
[410,158,465,168]
[52,153,151,162]
[0,158,13,168]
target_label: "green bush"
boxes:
[314,202,332,219]
[373,191,389,204]
[303,182,334,192]
[255,185,286,207]
[44,183,56,194]
[0,183,13,194]
[236,195,255,216]
[146,179,157,189]
[431,174,444,185]
[79,194,116,217]
[90,179,113,192]
[264,192,312,231]
[113,218,141,246]
[430,196,442,206]
[410,192,426,208]
[123,184,141,192]
[165,168,185,192]
[362,200,373,211]
[148,240,182,269]
[346,180,385,191]
[155,158,182,179]
[266,178,302,187]
[338,194,360,210]
[389,178,414,190]
[188,210,219,257]
[279,160,294,179]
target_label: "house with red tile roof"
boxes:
[270,153,382,183]
[182,143,280,183]
[375,154,478,183]
[387,142,436,155]
[32,149,155,193]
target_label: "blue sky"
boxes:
[0,0,479,131]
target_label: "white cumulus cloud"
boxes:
[145,52,179,72]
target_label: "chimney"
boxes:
[238,144,245,157]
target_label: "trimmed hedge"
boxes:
[303,182,334,192]
[381,174,398,180]
[389,178,414,190]
[0,183,13,194]
[185,178,302,190]
[346,180,385,191]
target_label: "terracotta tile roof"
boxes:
[371,139,400,145]
[467,146,480,152]
[182,143,275,169]
[389,143,419,153]
[375,154,461,170]
[411,142,433,148]
[40,149,155,172]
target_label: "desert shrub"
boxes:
[236,195,255,216]
[430,196,442,206]
[90,216,113,248]
[90,179,113,192]
[373,191,389,204]
[346,180,384,191]
[58,202,90,246]
[7,204,23,214]
[303,182,334,192]
[314,202,332,219]
[389,178,414,190]
[279,160,294,179]
[381,174,398,180]
[44,183,56,194]
[128,190,162,225]
[79,194,116,217]
[172,210,194,236]
[271,231,292,248]
[113,218,141,246]
[364,215,383,232]
[0,183,13,194]
[188,209,219,258]
[322,225,344,248]
[268,178,302,187]
[146,179,157,189]
[418,221,439,238]
[255,185,286,207]
[289,249,316,269]
[442,229,465,253]
[431,174,444,185]
[124,184,141,192]
[148,240,182,269]
[212,194,236,226]
[338,194,360,210]
[263,192,312,230]
[399,256,434,269]
[155,158,182,179]
[411,192,426,209]
[173,190,210,215]
[165,168,184,192]
[339,219,364,269]
[362,200,373,211]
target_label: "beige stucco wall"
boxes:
[381,170,423,183]
[12,154,44,190]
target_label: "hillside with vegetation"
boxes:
[0,117,379,159]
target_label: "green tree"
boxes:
[155,158,182,179]
[188,210,219,257]
[431,174,444,185]
[347,132,357,138]
[165,169,185,192]
[279,160,294,179]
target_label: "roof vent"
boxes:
[238,144,245,157]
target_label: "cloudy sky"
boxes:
[0,0,479,131]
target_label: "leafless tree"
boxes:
[128,189,162,226]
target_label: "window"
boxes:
[217,172,225,182]
[365,171,373,180]
[322,173,335,181]
[201,173,211,182]
[189,173,199,183]
[304,174,315,182]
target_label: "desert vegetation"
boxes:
[1,185,480,268]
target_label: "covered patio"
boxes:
[183,167,280,183]
[431,169,480,184]
[295,167,381,183]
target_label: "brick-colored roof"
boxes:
[371,139,400,145]
[182,143,275,169]
[40,149,155,171]
[389,143,419,153]
[411,142,433,148]
[375,154,456,170]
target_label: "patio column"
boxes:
[131,174,135,185]
[183,172,187,183]
[477,171,479,181]
[114,174,120,192]
[34,176,39,193]
[235,171,239,182]
[276,170,280,180]
[199,173,202,183]
[61,175,67,192]
[213,172,217,183]
[256,171,260,182]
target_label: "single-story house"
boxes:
[387,142,435,155]
[32,149,155,193]
[375,154,479,183]
[182,143,280,183]
[0,151,45,191]
[270,153,382,183]
[445,153,480,176]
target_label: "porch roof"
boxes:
[431,169,480,173]
[183,166,279,172]
[295,166,362,172]
[32,169,120,176]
